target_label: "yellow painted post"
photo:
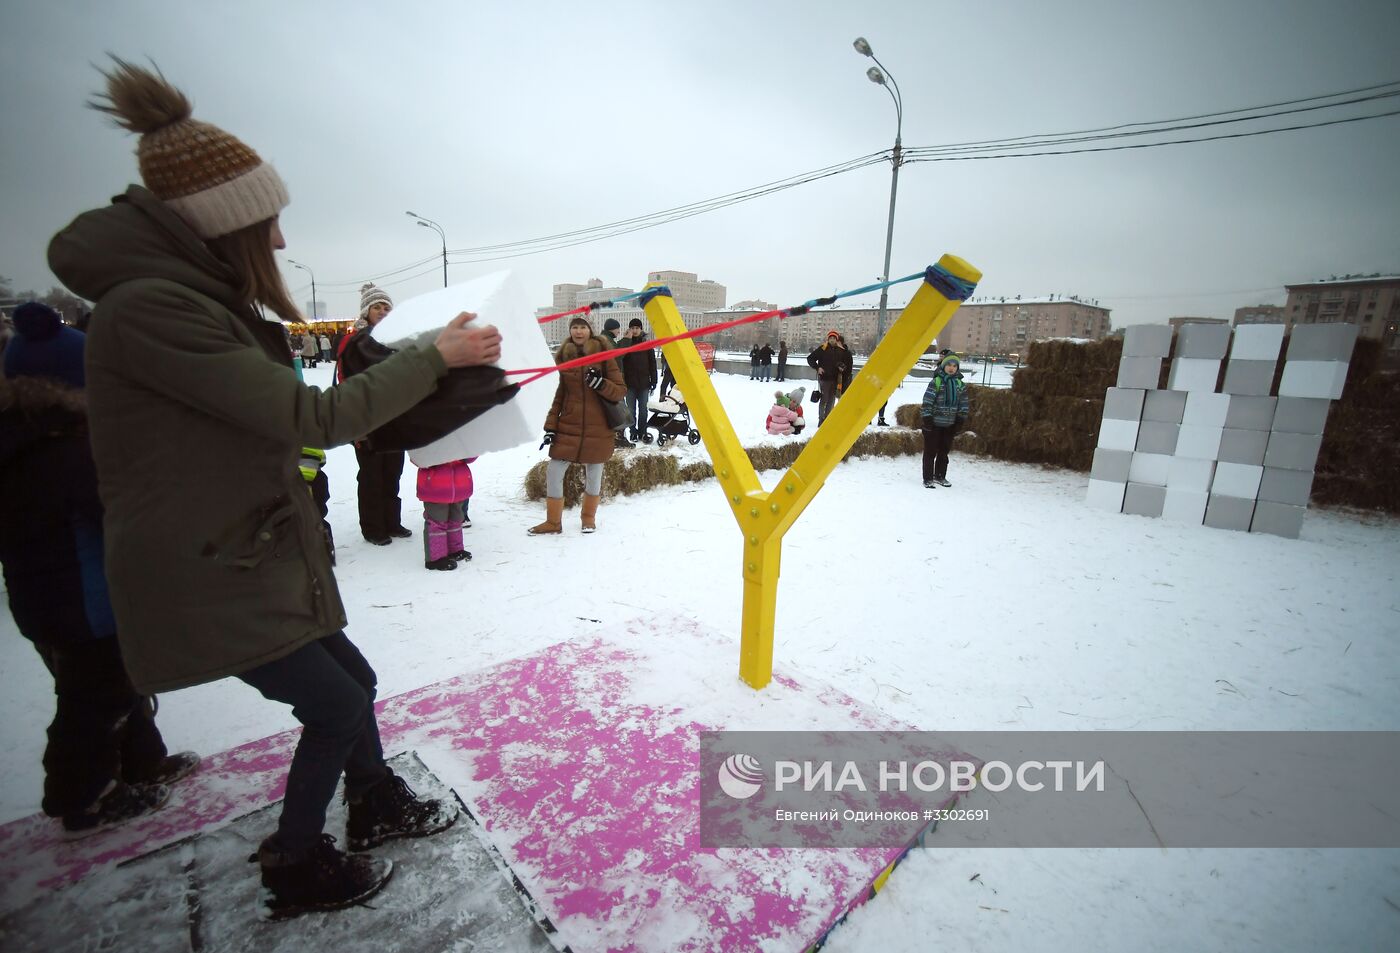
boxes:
[642,254,980,688]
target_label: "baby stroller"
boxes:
[644,383,701,447]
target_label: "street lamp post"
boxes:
[853,36,903,426]
[287,258,317,322]
[405,211,449,287]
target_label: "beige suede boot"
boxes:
[527,497,564,536]
[580,494,601,534]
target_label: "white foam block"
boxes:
[1162,489,1208,524]
[1128,452,1171,487]
[369,271,557,466]
[1097,417,1140,452]
[1183,391,1231,428]
[1212,462,1264,500]
[1167,358,1221,392]
[1166,457,1216,493]
[1278,361,1349,400]
[1085,479,1126,513]
[1229,324,1285,362]
[1175,424,1223,461]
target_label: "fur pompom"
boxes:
[88,56,192,134]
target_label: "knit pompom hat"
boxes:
[4,302,86,389]
[89,57,289,240]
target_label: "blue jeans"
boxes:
[625,387,650,434]
[236,632,388,851]
[759,365,772,381]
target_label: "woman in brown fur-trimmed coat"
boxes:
[529,316,626,535]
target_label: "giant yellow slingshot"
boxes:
[641,255,980,689]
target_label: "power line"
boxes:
[287,79,1400,289]
[905,79,1400,155]
[904,107,1400,164]
[905,87,1400,160]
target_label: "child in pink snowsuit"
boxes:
[416,457,474,571]
[765,387,807,436]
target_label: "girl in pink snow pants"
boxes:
[416,457,474,570]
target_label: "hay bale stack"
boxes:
[1313,339,1400,512]
[1016,338,1123,398]
[958,388,1101,471]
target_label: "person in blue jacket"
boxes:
[0,302,198,835]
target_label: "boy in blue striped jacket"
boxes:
[920,355,969,487]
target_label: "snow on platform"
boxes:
[0,618,960,952]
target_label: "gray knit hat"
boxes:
[358,284,393,319]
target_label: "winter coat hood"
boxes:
[49,186,242,313]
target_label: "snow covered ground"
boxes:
[3,364,1397,951]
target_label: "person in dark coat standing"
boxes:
[51,61,502,917]
[807,330,854,426]
[758,343,774,382]
[338,284,413,546]
[598,317,634,449]
[0,302,198,835]
[529,316,626,536]
[776,340,789,382]
[920,354,970,487]
[620,318,657,441]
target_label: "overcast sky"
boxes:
[2,0,1398,328]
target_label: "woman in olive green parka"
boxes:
[47,59,502,916]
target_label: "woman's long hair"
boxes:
[206,220,301,323]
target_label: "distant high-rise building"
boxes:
[937,296,1111,358]
[646,270,727,311]
[552,283,587,311]
[304,299,326,321]
[1283,273,1399,354]
[1233,304,1285,326]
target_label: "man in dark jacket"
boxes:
[620,318,657,441]
[338,284,413,546]
[758,343,774,382]
[776,341,789,382]
[0,303,197,834]
[599,317,634,448]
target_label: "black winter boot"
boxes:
[257,834,392,920]
[62,780,170,837]
[345,768,459,852]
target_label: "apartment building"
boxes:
[704,305,885,354]
[937,296,1112,358]
[1233,304,1285,326]
[1283,274,1399,353]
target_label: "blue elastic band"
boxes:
[802,271,926,309]
[923,264,977,301]
[636,286,673,308]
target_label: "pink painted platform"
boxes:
[0,618,956,951]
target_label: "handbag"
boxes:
[601,395,630,430]
[810,389,822,403]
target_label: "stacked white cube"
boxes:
[1087,321,1355,539]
